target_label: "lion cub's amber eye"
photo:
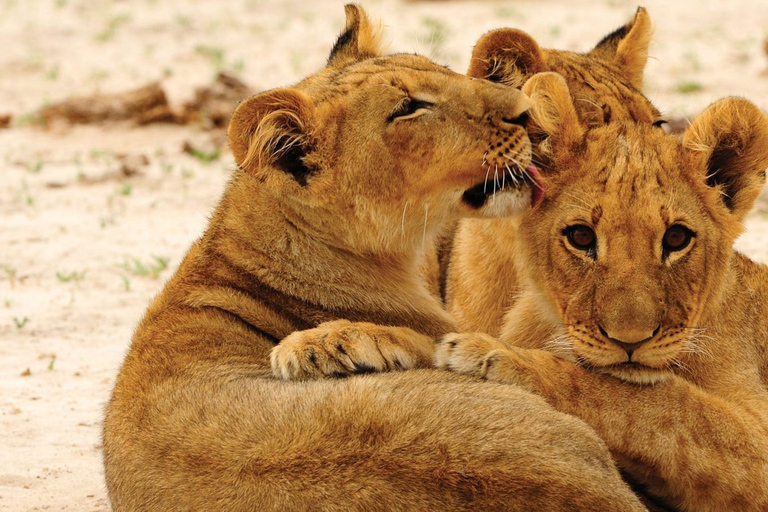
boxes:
[564,225,596,252]
[388,98,433,122]
[663,225,693,253]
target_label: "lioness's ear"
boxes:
[589,7,652,90]
[522,72,584,155]
[228,88,317,186]
[683,97,768,221]
[327,4,382,68]
[468,28,547,88]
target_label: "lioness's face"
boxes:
[296,54,538,250]
[229,5,539,254]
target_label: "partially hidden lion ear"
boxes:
[228,88,317,186]
[327,4,382,68]
[521,72,584,156]
[683,97,768,221]
[468,28,547,88]
[589,7,653,90]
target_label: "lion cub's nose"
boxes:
[599,324,660,355]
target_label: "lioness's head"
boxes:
[228,5,536,255]
[468,7,663,130]
[512,73,768,384]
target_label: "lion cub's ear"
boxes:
[683,97,768,221]
[589,7,653,90]
[521,72,584,157]
[467,28,547,88]
[228,88,317,186]
[327,4,382,68]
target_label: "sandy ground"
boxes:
[1,0,767,510]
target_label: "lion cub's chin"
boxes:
[598,365,672,385]
[461,164,543,218]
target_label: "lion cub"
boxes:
[438,72,768,511]
[447,7,664,335]
[102,5,646,511]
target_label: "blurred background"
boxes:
[1,1,767,510]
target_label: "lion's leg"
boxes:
[438,334,768,511]
[552,376,768,512]
[445,218,523,336]
[104,369,647,512]
[270,320,437,380]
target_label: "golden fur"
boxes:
[447,8,664,334]
[437,72,768,511]
[102,6,646,511]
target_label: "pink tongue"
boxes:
[527,165,545,208]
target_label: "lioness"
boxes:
[103,5,645,511]
[437,72,768,511]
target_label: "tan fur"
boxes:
[438,72,768,511]
[102,6,646,511]
[448,8,663,335]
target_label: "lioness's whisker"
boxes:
[505,164,519,185]
[502,154,520,164]
[503,154,525,175]
[521,167,544,190]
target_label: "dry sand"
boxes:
[1,0,767,510]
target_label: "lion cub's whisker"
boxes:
[400,201,409,239]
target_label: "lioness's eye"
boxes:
[388,98,433,122]
[663,225,694,253]
[564,225,596,254]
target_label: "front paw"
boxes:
[435,332,542,391]
[271,320,426,380]
[434,332,509,378]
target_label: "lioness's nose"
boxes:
[500,95,531,125]
[475,84,531,125]
[500,111,530,129]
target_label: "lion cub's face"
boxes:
[468,7,664,132]
[517,73,768,384]
[228,6,536,255]
[529,124,712,384]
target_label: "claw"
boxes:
[352,363,376,374]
